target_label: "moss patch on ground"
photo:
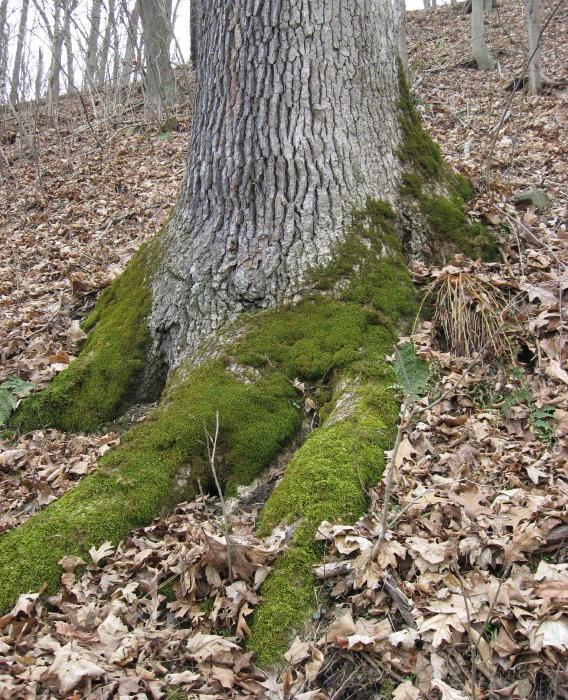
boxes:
[249,388,399,666]
[12,243,154,432]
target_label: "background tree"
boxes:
[120,0,142,86]
[190,0,201,66]
[524,0,541,94]
[0,0,7,99]
[471,0,493,69]
[47,0,63,118]
[84,0,102,89]
[2,0,494,664]
[9,0,29,104]
[63,0,78,93]
[139,0,177,117]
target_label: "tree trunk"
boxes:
[524,0,541,95]
[149,0,401,367]
[47,0,64,118]
[84,0,102,90]
[471,0,493,70]
[423,0,431,8]
[121,0,141,86]
[0,0,8,101]
[111,0,121,83]
[394,0,408,71]
[190,0,202,67]
[63,0,77,93]
[139,0,178,118]
[4,0,496,664]
[97,0,114,85]
[10,0,30,104]
[35,47,44,101]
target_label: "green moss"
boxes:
[400,172,423,198]
[0,359,301,614]
[420,196,499,261]
[234,200,417,390]
[249,388,399,666]
[12,243,154,432]
[397,63,443,178]
[396,64,497,262]
[452,173,474,202]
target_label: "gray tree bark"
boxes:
[524,0,541,95]
[471,0,493,69]
[35,47,44,101]
[393,0,408,71]
[0,0,7,100]
[148,0,402,370]
[63,0,78,93]
[47,0,64,117]
[10,0,30,104]
[139,0,178,117]
[84,0,103,89]
[190,0,202,67]
[97,0,115,84]
[120,0,142,85]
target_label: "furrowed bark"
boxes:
[148,0,402,368]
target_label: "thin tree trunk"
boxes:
[47,0,64,118]
[139,0,178,117]
[10,0,30,104]
[423,0,431,8]
[35,48,44,101]
[471,0,493,70]
[190,0,201,67]
[97,0,114,85]
[111,1,121,83]
[64,0,77,92]
[121,0,141,86]
[0,0,9,102]
[149,0,402,367]
[524,0,541,95]
[84,0,103,90]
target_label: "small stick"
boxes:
[205,411,233,581]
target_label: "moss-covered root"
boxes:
[0,361,300,616]
[12,242,155,433]
[248,380,399,667]
[396,61,498,262]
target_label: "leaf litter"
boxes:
[1,0,567,697]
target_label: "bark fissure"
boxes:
[149,0,401,368]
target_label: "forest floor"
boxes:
[0,0,567,698]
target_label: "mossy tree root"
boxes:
[248,379,399,667]
[0,199,416,622]
[12,243,155,433]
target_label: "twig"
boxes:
[472,562,512,662]
[495,205,568,273]
[360,651,406,684]
[204,411,233,581]
[456,570,477,700]
[372,400,410,558]
[384,569,417,629]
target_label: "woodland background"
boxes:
[0,0,567,698]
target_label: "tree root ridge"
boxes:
[248,381,399,667]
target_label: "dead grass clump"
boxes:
[425,262,516,359]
